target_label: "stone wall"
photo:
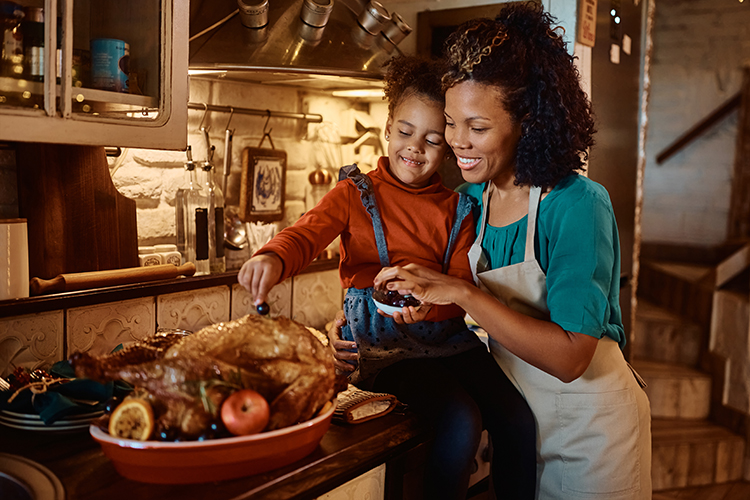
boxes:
[641,0,750,246]
[110,77,387,268]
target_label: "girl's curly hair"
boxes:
[442,2,595,189]
[383,55,445,116]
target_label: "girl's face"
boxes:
[385,94,448,189]
[444,81,522,185]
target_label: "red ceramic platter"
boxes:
[90,401,336,484]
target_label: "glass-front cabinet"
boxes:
[0,0,187,149]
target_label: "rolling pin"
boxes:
[29,263,197,296]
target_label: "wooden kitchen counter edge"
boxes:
[0,411,429,500]
[0,257,339,318]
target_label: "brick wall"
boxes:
[641,0,750,246]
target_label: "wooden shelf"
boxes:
[0,77,157,110]
[0,258,338,319]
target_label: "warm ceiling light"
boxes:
[332,89,384,98]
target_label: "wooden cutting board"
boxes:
[239,147,287,223]
[15,143,139,280]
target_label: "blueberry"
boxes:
[257,302,270,315]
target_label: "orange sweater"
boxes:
[257,157,476,322]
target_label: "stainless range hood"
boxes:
[189,0,410,87]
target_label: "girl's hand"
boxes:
[374,264,466,307]
[237,253,283,306]
[327,311,359,373]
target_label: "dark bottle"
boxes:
[0,1,24,78]
[21,6,43,82]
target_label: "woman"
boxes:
[335,4,652,499]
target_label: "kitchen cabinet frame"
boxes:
[0,0,188,150]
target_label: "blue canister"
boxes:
[90,38,129,93]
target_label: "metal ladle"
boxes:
[224,207,247,250]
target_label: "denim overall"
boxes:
[338,165,484,384]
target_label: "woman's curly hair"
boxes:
[383,55,445,117]
[442,2,595,189]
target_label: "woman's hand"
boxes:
[378,304,431,324]
[327,311,358,373]
[237,253,283,306]
[374,264,469,307]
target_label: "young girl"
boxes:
[238,55,536,499]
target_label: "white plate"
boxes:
[373,299,421,316]
[0,419,91,432]
[2,409,103,421]
[0,415,99,427]
[0,453,64,500]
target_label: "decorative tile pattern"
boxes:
[231,279,292,320]
[0,311,64,377]
[292,269,343,330]
[157,286,230,332]
[67,297,155,357]
[317,464,385,500]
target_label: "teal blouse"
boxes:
[457,174,626,347]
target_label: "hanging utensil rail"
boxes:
[188,102,323,123]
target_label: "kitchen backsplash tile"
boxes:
[67,297,155,358]
[292,269,344,330]
[156,286,231,332]
[231,278,292,320]
[0,310,63,378]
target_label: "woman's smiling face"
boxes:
[444,81,522,185]
[385,94,448,188]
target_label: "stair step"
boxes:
[633,301,702,366]
[638,260,714,330]
[652,419,745,491]
[631,360,711,420]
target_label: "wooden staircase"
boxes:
[633,259,747,492]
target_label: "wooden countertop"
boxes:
[0,411,429,500]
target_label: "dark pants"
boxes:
[372,346,537,500]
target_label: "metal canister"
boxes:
[90,38,129,93]
[357,1,390,35]
[382,12,411,45]
[300,0,333,28]
[238,0,269,29]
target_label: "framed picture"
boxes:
[239,147,287,223]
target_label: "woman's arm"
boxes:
[327,310,358,373]
[375,264,597,383]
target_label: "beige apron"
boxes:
[468,185,652,500]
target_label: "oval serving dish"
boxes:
[90,401,336,484]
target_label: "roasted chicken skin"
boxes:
[72,314,336,434]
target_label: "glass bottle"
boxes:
[202,153,226,274]
[0,1,24,79]
[21,6,43,82]
[178,147,209,276]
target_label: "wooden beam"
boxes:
[655,92,741,165]
[727,67,750,239]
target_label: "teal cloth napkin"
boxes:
[1,359,130,425]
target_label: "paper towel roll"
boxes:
[0,219,29,300]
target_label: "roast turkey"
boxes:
[71,314,337,437]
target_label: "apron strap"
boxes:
[442,193,474,274]
[524,186,542,263]
[338,165,390,267]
